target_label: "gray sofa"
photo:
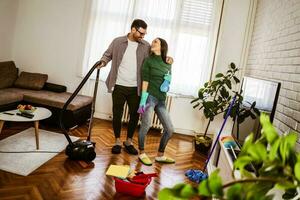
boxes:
[0,61,93,128]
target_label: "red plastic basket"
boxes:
[114,173,157,197]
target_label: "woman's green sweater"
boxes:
[142,54,171,101]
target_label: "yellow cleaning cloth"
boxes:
[105,164,130,179]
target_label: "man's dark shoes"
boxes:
[111,145,121,154]
[123,142,138,155]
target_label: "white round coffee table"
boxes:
[0,107,52,149]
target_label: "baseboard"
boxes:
[174,128,195,136]
[94,112,112,121]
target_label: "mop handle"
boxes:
[203,95,237,171]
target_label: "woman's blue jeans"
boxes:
[138,95,174,153]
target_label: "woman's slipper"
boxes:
[139,153,152,166]
[155,156,175,164]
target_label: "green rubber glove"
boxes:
[137,91,149,114]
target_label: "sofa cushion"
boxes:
[0,88,24,105]
[43,82,67,93]
[14,72,48,90]
[0,61,18,89]
[23,91,93,111]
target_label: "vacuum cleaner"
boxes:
[59,61,103,162]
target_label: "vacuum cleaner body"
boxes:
[65,140,96,162]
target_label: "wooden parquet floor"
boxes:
[0,119,207,200]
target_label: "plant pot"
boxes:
[194,134,212,155]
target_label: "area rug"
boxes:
[0,128,79,176]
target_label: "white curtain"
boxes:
[82,0,218,96]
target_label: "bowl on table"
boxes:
[17,104,36,114]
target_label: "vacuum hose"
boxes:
[59,61,103,162]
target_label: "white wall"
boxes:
[7,0,253,136]
[0,0,18,61]
[11,0,89,92]
[214,0,253,75]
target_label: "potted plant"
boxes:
[191,62,240,154]
[158,113,300,199]
[224,91,261,141]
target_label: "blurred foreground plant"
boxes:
[159,113,300,200]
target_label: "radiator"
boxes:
[121,95,172,131]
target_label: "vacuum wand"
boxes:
[87,67,100,141]
[59,61,103,162]
[59,61,103,145]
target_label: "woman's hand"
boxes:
[137,91,149,114]
[166,56,174,64]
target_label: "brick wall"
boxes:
[246,0,300,140]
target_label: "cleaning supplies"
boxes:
[160,72,171,93]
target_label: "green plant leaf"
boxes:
[259,161,282,177]
[173,183,186,191]
[225,79,232,89]
[233,76,240,84]
[269,138,280,161]
[190,98,200,104]
[179,184,197,198]
[241,133,254,153]
[192,102,200,109]
[158,188,186,200]
[260,113,278,144]
[234,155,252,171]
[280,138,289,164]
[230,62,236,69]
[275,181,296,190]
[240,168,255,178]
[229,105,237,118]
[250,101,256,108]
[285,132,298,150]
[208,169,223,197]
[226,184,243,200]
[237,115,245,124]
[247,143,267,161]
[198,93,204,99]
[253,107,260,115]
[245,182,274,200]
[294,161,300,181]
[215,73,224,78]
[198,179,211,197]
[220,87,229,99]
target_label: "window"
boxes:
[82,0,218,96]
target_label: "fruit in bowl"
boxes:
[17,104,36,114]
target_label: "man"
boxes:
[99,19,172,155]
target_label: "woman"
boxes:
[137,38,175,166]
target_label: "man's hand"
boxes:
[97,60,106,69]
[166,56,174,65]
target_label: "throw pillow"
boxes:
[14,71,48,90]
[0,61,18,89]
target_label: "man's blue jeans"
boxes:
[138,95,174,152]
